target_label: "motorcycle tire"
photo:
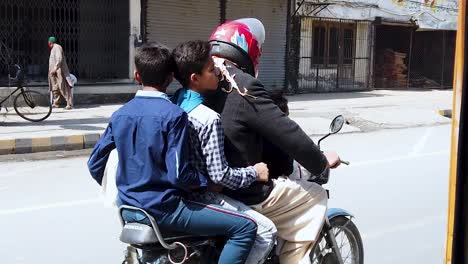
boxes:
[310,216,364,264]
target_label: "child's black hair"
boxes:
[172,40,212,87]
[134,42,175,88]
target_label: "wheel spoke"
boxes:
[343,247,353,263]
[311,217,363,264]
[334,227,349,252]
[339,234,350,252]
[337,228,345,249]
[311,235,330,264]
[334,227,344,237]
[334,226,355,264]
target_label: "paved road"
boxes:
[0,124,450,264]
[322,124,450,264]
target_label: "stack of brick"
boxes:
[375,49,408,88]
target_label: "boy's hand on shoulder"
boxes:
[254,162,269,182]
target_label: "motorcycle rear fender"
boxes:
[326,208,354,220]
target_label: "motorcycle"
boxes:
[119,115,364,264]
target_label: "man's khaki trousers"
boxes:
[251,177,327,264]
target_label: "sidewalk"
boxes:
[0,83,137,105]
[0,89,452,155]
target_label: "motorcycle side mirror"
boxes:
[329,115,345,134]
[318,115,346,150]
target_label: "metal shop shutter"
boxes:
[146,0,220,49]
[146,0,220,92]
[226,0,288,89]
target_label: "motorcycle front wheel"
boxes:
[310,216,364,264]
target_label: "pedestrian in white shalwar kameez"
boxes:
[48,36,73,109]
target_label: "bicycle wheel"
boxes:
[310,216,364,264]
[13,90,52,122]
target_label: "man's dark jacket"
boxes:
[205,63,328,205]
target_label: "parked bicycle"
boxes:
[0,64,52,122]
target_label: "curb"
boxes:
[0,133,102,155]
[437,109,452,119]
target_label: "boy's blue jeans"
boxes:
[122,199,257,264]
[190,192,277,264]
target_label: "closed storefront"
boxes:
[145,0,220,90]
[146,0,220,49]
[0,0,129,84]
[145,0,288,90]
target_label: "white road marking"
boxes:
[361,214,446,241]
[0,198,101,216]
[0,150,449,216]
[349,150,448,167]
[410,127,435,155]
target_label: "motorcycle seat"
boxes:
[119,206,217,247]
[120,222,213,246]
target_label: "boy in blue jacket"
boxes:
[87,42,257,264]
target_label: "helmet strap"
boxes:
[213,57,257,99]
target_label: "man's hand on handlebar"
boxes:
[323,151,341,169]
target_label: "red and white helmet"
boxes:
[209,18,265,77]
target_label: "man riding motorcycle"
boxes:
[205,18,342,264]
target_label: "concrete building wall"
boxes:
[300,0,458,30]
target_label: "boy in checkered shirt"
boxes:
[171,40,277,264]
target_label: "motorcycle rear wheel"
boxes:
[310,216,364,264]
